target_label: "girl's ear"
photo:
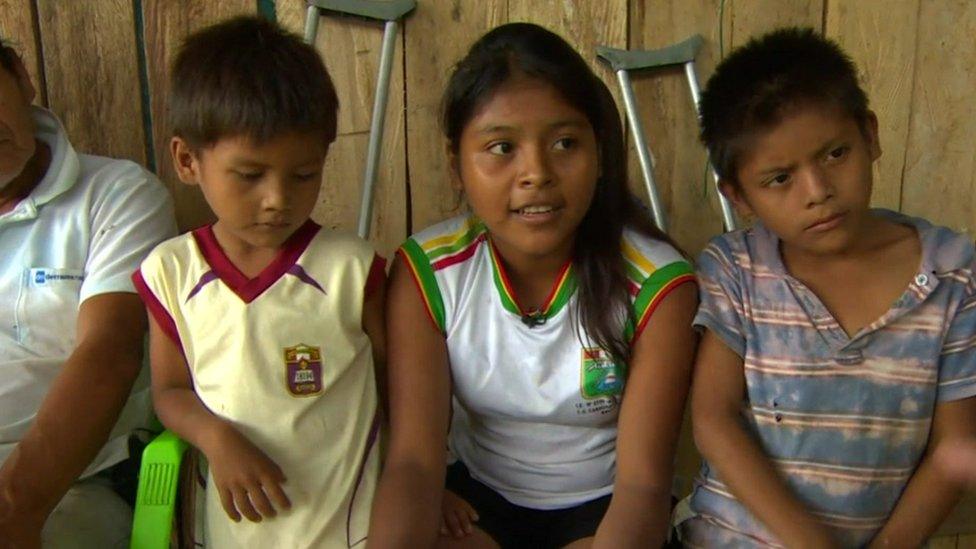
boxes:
[170,137,201,186]
[446,142,463,191]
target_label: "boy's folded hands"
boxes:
[440,489,479,538]
[206,423,292,523]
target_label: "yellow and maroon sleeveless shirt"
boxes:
[134,220,384,548]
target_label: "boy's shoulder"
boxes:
[696,226,767,279]
[309,226,377,261]
[904,211,976,280]
[142,230,199,267]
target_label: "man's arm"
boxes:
[0,292,146,546]
[868,396,976,548]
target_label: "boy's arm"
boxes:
[367,257,452,549]
[867,396,976,548]
[0,293,146,548]
[148,315,289,522]
[593,282,698,548]
[692,330,837,548]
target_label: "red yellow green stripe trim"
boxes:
[487,238,577,320]
[423,217,485,261]
[398,239,447,333]
[625,261,695,343]
[622,239,656,278]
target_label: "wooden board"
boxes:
[402,1,506,233]
[508,0,627,112]
[0,0,44,105]
[629,1,723,487]
[826,0,920,211]
[929,537,959,549]
[36,0,145,163]
[141,0,255,231]
[729,0,824,45]
[901,0,976,239]
[279,0,408,257]
[630,0,725,257]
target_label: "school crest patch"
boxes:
[580,347,623,399]
[284,344,323,397]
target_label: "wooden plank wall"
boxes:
[1,0,973,543]
[6,0,973,256]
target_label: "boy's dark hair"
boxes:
[170,16,338,149]
[699,27,870,183]
[442,23,678,367]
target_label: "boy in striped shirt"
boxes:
[678,28,976,547]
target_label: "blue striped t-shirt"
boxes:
[679,210,976,547]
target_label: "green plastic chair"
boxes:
[130,430,188,549]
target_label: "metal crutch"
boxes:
[596,35,737,233]
[304,0,416,239]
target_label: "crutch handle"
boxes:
[596,35,703,72]
[307,0,416,22]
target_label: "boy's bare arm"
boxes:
[0,293,146,547]
[867,396,976,548]
[594,282,698,549]
[367,258,452,549]
[149,316,289,522]
[692,330,837,548]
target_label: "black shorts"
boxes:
[445,461,611,549]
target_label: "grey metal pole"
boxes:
[684,61,737,232]
[356,19,399,239]
[615,69,668,233]
[303,5,320,44]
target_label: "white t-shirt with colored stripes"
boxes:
[400,214,693,509]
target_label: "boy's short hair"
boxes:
[699,27,869,183]
[170,16,339,149]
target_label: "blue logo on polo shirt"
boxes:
[34,270,46,284]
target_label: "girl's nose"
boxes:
[517,145,552,189]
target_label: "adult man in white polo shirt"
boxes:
[0,43,176,547]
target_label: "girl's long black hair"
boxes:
[442,23,677,366]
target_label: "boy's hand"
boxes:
[204,423,291,522]
[439,489,478,538]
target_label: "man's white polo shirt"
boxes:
[0,107,176,476]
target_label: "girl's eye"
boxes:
[553,137,576,151]
[825,145,849,162]
[487,142,513,155]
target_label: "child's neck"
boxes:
[212,222,282,279]
[781,213,921,337]
[494,244,572,313]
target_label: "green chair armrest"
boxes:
[130,430,189,549]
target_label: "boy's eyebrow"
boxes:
[227,158,324,169]
[754,138,845,178]
[229,159,268,168]
[756,162,795,177]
